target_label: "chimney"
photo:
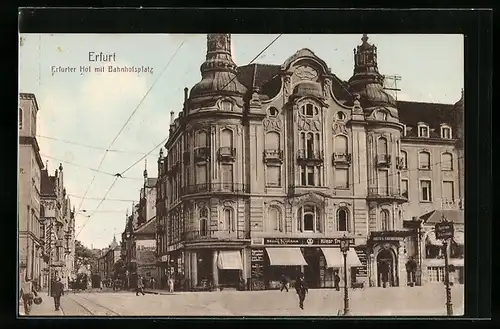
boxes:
[170,111,175,124]
[184,87,188,102]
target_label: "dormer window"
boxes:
[441,124,452,139]
[375,110,388,121]
[418,123,429,138]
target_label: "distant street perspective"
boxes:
[22,285,463,316]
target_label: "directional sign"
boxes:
[435,222,454,240]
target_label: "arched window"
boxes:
[19,108,23,130]
[400,150,408,169]
[298,205,321,232]
[377,137,388,155]
[199,207,208,236]
[268,207,282,232]
[380,210,390,231]
[224,208,235,232]
[337,208,349,232]
[419,151,431,170]
[441,152,453,171]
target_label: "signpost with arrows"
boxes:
[435,215,454,316]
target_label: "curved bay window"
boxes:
[297,205,322,233]
[199,208,209,236]
[380,209,390,231]
[336,208,349,232]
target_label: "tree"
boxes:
[74,240,97,273]
[112,259,126,280]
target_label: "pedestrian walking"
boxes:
[136,276,145,296]
[279,274,289,292]
[150,277,156,290]
[20,277,38,315]
[294,273,308,310]
[168,277,174,293]
[334,272,341,291]
[51,277,65,311]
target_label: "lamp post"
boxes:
[339,234,351,316]
[435,215,454,316]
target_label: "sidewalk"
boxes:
[143,288,175,295]
[19,296,63,317]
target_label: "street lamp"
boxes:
[435,215,454,316]
[339,234,351,316]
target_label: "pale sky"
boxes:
[18,34,464,249]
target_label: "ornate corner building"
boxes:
[155,34,464,290]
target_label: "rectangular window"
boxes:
[378,170,389,195]
[300,166,306,186]
[442,181,454,202]
[196,164,207,186]
[420,180,432,201]
[307,166,315,186]
[266,166,281,187]
[335,168,349,188]
[401,179,409,199]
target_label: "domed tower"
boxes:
[188,34,247,110]
[348,35,407,285]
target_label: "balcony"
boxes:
[218,147,236,162]
[182,183,248,195]
[297,149,324,165]
[367,187,408,202]
[194,147,211,163]
[376,154,392,167]
[263,149,284,164]
[183,151,191,165]
[332,152,352,166]
[183,229,250,241]
[396,156,406,170]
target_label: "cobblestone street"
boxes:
[21,284,464,317]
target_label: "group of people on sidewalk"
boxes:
[279,271,342,310]
[19,276,65,315]
[135,276,175,296]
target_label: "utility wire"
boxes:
[67,194,136,202]
[74,40,185,220]
[41,154,142,181]
[37,135,151,155]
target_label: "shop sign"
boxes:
[372,236,405,241]
[251,249,264,262]
[263,237,355,246]
[435,222,454,240]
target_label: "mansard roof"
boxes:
[398,101,458,138]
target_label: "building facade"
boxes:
[18,93,45,289]
[156,34,464,291]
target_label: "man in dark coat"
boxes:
[334,272,341,291]
[51,277,65,311]
[294,273,308,310]
[20,277,38,315]
[280,274,289,292]
[136,276,145,296]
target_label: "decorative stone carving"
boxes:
[236,125,242,135]
[263,118,283,132]
[220,199,235,208]
[294,66,318,80]
[323,78,332,98]
[283,75,292,98]
[383,243,391,250]
[332,120,348,135]
[290,192,325,207]
[352,93,363,114]
[298,118,321,132]
[250,87,261,107]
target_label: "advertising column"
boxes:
[136,240,157,282]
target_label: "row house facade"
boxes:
[154,34,464,291]
[18,93,45,289]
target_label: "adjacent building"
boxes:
[154,34,464,291]
[18,93,45,289]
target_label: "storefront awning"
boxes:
[426,231,443,246]
[321,248,362,268]
[453,231,464,245]
[265,248,308,266]
[217,250,243,270]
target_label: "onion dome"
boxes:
[348,34,396,109]
[293,81,323,98]
[189,34,247,106]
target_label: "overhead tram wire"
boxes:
[67,194,136,203]
[37,135,151,155]
[40,154,143,181]
[76,36,285,237]
[74,40,186,219]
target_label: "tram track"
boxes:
[61,294,121,316]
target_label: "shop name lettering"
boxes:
[264,238,355,245]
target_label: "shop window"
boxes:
[425,245,442,259]
[298,205,321,233]
[337,208,349,232]
[450,241,464,259]
[441,152,453,171]
[427,266,445,282]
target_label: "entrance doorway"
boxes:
[377,249,396,287]
[302,248,320,288]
